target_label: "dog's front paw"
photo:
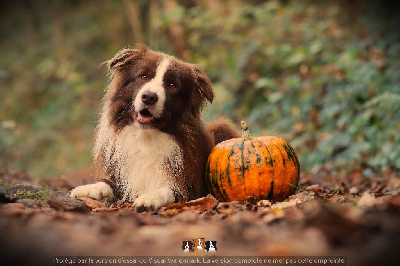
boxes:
[70,182,114,201]
[133,187,174,212]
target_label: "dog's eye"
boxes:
[139,74,148,81]
[168,82,177,89]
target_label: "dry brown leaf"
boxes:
[357,192,383,208]
[167,195,217,211]
[76,196,105,210]
[272,199,302,210]
[118,202,134,209]
[91,207,119,213]
[159,195,218,216]
[306,184,323,193]
[158,208,181,217]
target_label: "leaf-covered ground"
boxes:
[1,169,399,266]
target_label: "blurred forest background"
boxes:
[0,0,399,179]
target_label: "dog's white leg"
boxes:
[70,182,114,201]
[133,186,174,211]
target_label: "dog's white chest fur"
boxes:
[70,123,183,210]
[114,125,182,201]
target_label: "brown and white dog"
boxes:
[70,45,238,211]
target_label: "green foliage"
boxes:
[182,0,400,174]
[365,92,400,112]
[15,188,50,203]
[0,180,8,189]
[0,0,399,177]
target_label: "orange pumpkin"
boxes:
[205,121,300,202]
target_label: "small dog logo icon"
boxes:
[205,241,217,254]
[182,241,194,253]
[193,238,205,256]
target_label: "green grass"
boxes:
[0,180,8,189]
[15,188,51,203]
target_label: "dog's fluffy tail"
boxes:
[207,118,240,145]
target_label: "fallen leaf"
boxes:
[357,192,383,209]
[158,208,181,217]
[349,187,359,194]
[91,207,119,213]
[371,182,387,193]
[76,196,105,210]
[272,199,302,210]
[257,200,272,208]
[306,184,323,193]
[158,195,218,216]
[167,195,217,211]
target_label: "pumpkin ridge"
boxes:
[255,138,275,199]
[239,140,249,196]
[272,142,286,166]
[267,181,274,200]
[250,141,262,198]
[282,142,300,169]
[207,155,218,200]
[278,141,300,192]
[226,143,240,187]
[211,169,225,201]
[284,143,300,188]
[274,142,296,198]
[215,155,229,200]
[251,141,263,165]
[211,152,226,201]
[255,139,274,167]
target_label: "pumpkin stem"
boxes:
[240,121,252,141]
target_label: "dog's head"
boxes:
[105,45,214,132]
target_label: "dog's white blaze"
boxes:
[134,57,170,118]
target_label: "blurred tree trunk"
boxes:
[122,0,145,43]
[148,1,160,48]
[51,0,65,61]
[24,0,39,40]
[164,0,189,60]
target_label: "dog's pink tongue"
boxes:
[138,113,153,123]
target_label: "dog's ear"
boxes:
[107,44,148,70]
[192,66,214,103]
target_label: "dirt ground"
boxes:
[1,168,400,266]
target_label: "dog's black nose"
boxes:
[141,91,158,105]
